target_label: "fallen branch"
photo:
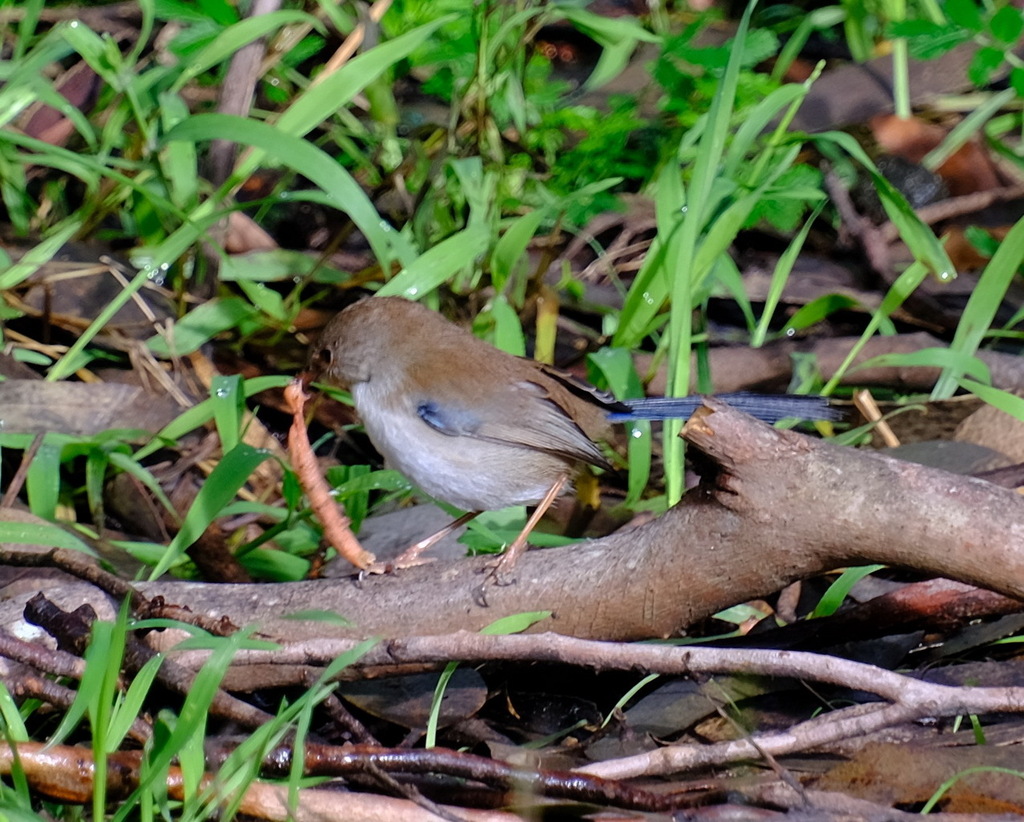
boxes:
[0,742,515,821]
[167,632,1024,779]
[4,400,1023,642]
[129,399,1024,641]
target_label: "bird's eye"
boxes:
[311,347,332,370]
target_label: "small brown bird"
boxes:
[309,296,834,579]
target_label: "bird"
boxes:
[308,296,836,581]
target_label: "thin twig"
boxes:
[1,432,44,508]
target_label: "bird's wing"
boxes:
[414,378,611,470]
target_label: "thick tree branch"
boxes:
[4,401,1022,642]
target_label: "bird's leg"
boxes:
[484,474,568,588]
[388,510,480,569]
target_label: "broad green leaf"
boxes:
[0,520,94,554]
[491,210,545,291]
[480,295,526,356]
[946,0,984,31]
[210,374,245,453]
[969,46,1007,86]
[376,223,490,298]
[323,468,412,497]
[990,5,1024,44]
[164,114,403,269]
[959,379,1024,423]
[858,348,990,383]
[25,439,61,521]
[480,611,552,635]
[238,547,310,581]
[148,296,256,357]
[158,90,199,210]
[783,294,865,334]
[219,248,348,283]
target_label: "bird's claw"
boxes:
[357,554,437,582]
[472,555,519,606]
[484,560,518,587]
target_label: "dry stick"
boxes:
[748,783,922,819]
[0,742,516,822]
[587,701,923,781]
[220,631,1024,711]
[0,432,44,508]
[7,670,152,745]
[284,378,375,570]
[207,0,282,186]
[310,0,393,88]
[26,593,278,733]
[182,630,1024,779]
[0,516,238,640]
[0,628,86,681]
[358,759,465,822]
[0,544,148,613]
[207,737,693,814]
[0,629,158,745]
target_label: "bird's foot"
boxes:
[359,555,436,579]
[482,554,519,587]
[473,549,522,606]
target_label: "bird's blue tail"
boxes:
[606,393,839,424]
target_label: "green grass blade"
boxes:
[932,214,1024,398]
[106,651,163,750]
[811,564,885,618]
[663,0,759,505]
[150,443,270,579]
[587,346,651,504]
[171,10,320,91]
[491,209,546,292]
[857,348,991,383]
[376,222,491,298]
[24,438,61,520]
[133,375,291,461]
[818,131,955,281]
[167,114,401,262]
[752,199,826,346]
[0,521,94,554]
[958,379,1024,421]
[210,374,245,453]
[821,260,930,395]
[923,88,1016,171]
[112,630,253,821]
[0,218,82,290]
